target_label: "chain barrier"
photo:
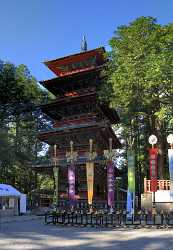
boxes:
[45,210,173,228]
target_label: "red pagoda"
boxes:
[34,46,121,205]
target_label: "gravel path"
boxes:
[0,218,173,250]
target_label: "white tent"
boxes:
[0,184,21,197]
[0,184,26,214]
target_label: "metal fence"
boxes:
[45,210,173,228]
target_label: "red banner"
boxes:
[149,148,158,192]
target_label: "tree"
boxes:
[102,17,173,179]
[0,60,52,194]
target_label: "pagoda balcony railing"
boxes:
[38,121,98,133]
[32,159,52,169]
[32,155,107,168]
[38,120,110,134]
[144,178,170,193]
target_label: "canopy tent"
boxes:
[0,184,21,197]
[0,184,26,214]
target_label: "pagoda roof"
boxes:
[43,47,105,77]
[40,95,120,124]
[100,104,120,124]
[38,122,121,149]
[39,67,102,96]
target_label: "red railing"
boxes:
[144,178,170,192]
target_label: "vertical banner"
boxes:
[126,190,133,214]
[149,148,158,192]
[86,162,94,205]
[68,163,75,201]
[168,149,173,199]
[107,161,115,207]
[127,150,135,193]
[53,166,59,206]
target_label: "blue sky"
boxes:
[0,0,173,82]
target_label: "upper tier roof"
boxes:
[43,47,105,77]
[39,67,102,96]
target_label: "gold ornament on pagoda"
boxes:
[104,138,116,161]
[66,141,78,163]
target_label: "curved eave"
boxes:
[39,67,102,96]
[39,94,120,125]
[40,93,96,120]
[38,123,121,149]
[99,104,120,124]
[43,47,106,76]
[44,47,105,64]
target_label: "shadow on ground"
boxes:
[0,219,172,250]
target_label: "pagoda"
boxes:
[34,45,121,204]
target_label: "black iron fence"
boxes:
[45,210,173,227]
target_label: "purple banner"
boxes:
[107,161,115,207]
[68,163,75,201]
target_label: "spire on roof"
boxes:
[81,35,87,52]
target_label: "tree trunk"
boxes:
[157,141,164,179]
[155,119,165,179]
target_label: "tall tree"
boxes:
[0,61,51,193]
[102,17,173,179]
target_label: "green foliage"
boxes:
[107,17,173,121]
[102,16,173,180]
[0,60,51,194]
[38,175,54,191]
